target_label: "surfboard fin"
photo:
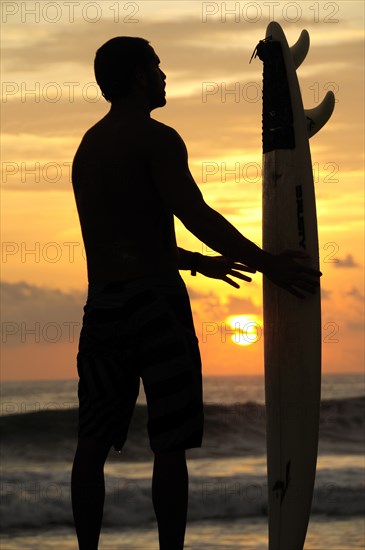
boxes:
[305,91,335,138]
[290,30,310,69]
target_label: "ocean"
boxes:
[1,374,364,549]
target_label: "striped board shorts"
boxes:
[76,272,204,453]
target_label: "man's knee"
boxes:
[76,436,112,458]
[154,448,186,462]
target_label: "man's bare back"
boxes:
[72,112,179,283]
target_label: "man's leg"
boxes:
[71,436,112,550]
[152,449,189,550]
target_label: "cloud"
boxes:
[2,13,364,194]
[345,287,364,301]
[185,286,212,301]
[340,287,364,332]
[189,288,225,322]
[1,280,86,347]
[320,287,332,300]
[346,320,365,331]
[334,254,360,268]
[1,278,260,347]
[187,284,260,323]
[225,294,261,315]
[3,13,363,73]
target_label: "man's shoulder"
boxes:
[148,118,177,135]
[147,119,186,151]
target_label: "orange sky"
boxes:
[1,1,364,380]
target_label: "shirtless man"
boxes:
[70,37,321,550]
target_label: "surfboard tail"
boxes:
[252,23,335,146]
[250,27,309,70]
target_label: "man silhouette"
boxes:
[71,37,321,550]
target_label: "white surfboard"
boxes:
[253,22,335,549]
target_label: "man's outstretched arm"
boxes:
[149,123,321,298]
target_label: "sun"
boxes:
[226,314,263,346]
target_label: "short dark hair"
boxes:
[94,37,155,102]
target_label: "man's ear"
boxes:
[134,68,148,88]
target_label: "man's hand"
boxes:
[264,250,322,299]
[197,255,256,288]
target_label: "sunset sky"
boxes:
[1,1,364,381]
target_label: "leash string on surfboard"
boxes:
[249,35,272,64]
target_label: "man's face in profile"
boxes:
[143,50,167,111]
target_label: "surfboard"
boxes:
[252,22,335,549]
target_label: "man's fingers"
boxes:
[238,264,256,273]
[230,270,252,282]
[287,286,306,299]
[298,273,321,285]
[279,280,314,299]
[218,256,257,273]
[223,276,240,288]
[291,289,306,299]
[283,251,323,276]
[229,262,256,273]
[294,280,318,293]
[303,267,323,277]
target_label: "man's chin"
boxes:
[150,95,167,110]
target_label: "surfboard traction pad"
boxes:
[255,38,295,153]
